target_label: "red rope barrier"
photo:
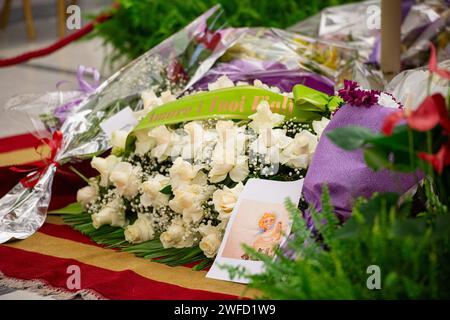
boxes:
[0,12,112,67]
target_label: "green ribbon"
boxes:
[133,84,341,132]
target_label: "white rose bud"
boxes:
[212,182,244,221]
[76,185,98,209]
[160,219,195,249]
[91,155,120,187]
[140,174,170,208]
[124,214,155,244]
[248,101,285,133]
[312,117,330,138]
[111,130,128,150]
[91,198,126,229]
[198,223,223,258]
[109,162,141,199]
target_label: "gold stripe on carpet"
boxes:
[5,232,256,298]
[0,145,49,167]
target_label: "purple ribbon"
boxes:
[54,65,100,123]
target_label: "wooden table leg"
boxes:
[0,0,12,29]
[23,0,36,40]
[57,0,66,38]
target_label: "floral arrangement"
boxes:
[68,76,331,265]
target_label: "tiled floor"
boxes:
[0,1,114,138]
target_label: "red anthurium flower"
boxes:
[418,142,450,174]
[382,110,405,135]
[407,94,450,133]
[429,42,450,80]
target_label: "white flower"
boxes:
[181,122,217,161]
[91,155,120,187]
[140,174,170,208]
[169,184,214,224]
[160,90,176,104]
[148,125,181,161]
[124,214,155,244]
[250,128,292,164]
[281,130,318,169]
[212,182,244,221]
[76,185,98,209]
[208,75,235,91]
[248,101,285,133]
[141,89,162,111]
[91,198,126,229]
[109,162,141,199]
[111,130,128,150]
[198,223,223,258]
[378,92,400,109]
[134,129,156,156]
[209,154,249,183]
[312,117,330,138]
[160,218,196,249]
[169,157,204,188]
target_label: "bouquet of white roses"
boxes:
[68,76,339,268]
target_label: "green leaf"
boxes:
[326,126,375,151]
[48,202,84,215]
[364,146,390,171]
[159,185,173,195]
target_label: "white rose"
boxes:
[160,90,176,103]
[169,157,203,188]
[169,184,214,224]
[160,219,196,249]
[312,117,330,138]
[140,174,170,208]
[109,162,141,199]
[250,128,292,164]
[208,75,235,91]
[76,185,98,209]
[141,89,162,111]
[209,154,249,183]
[281,130,318,169]
[134,129,156,156]
[248,101,285,133]
[198,223,223,258]
[111,130,128,150]
[91,155,120,187]
[148,125,181,161]
[212,182,244,221]
[91,198,126,229]
[181,122,216,161]
[124,214,155,244]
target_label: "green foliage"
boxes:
[235,189,450,299]
[63,211,213,268]
[90,0,357,65]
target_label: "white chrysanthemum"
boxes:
[91,198,126,229]
[109,162,141,199]
[140,174,170,208]
[207,75,235,91]
[248,101,285,133]
[76,185,98,209]
[212,182,244,221]
[91,155,120,187]
[281,130,318,169]
[312,117,330,138]
[124,214,155,244]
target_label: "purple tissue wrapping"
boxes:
[193,59,335,95]
[303,104,421,223]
